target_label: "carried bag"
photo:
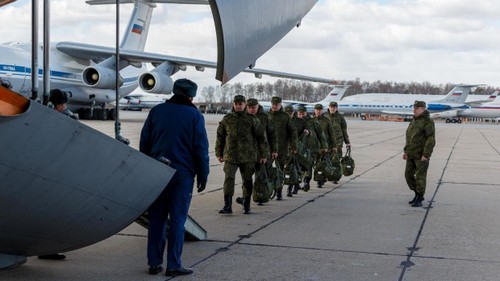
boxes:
[314,153,333,182]
[340,147,355,176]
[297,135,312,171]
[328,152,343,182]
[252,164,273,204]
[268,160,283,199]
[283,155,301,185]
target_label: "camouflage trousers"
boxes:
[404,157,430,195]
[223,162,255,197]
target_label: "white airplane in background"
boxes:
[127,92,167,109]
[451,91,500,121]
[258,84,349,112]
[0,0,332,120]
[337,84,495,122]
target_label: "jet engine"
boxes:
[138,71,174,94]
[82,66,123,89]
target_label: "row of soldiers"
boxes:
[215,95,351,214]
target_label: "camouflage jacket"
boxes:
[404,110,436,159]
[315,114,336,151]
[269,108,298,158]
[325,111,350,146]
[303,116,327,153]
[216,111,269,163]
[256,106,278,156]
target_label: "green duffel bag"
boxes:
[297,136,312,171]
[268,160,283,199]
[283,155,300,185]
[328,152,343,182]
[341,147,355,176]
[252,164,273,204]
[314,153,330,182]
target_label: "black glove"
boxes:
[197,180,206,193]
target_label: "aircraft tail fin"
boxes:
[319,85,349,103]
[435,85,479,104]
[87,0,155,52]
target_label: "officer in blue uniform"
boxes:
[140,78,209,277]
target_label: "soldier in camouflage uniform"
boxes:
[326,101,351,153]
[239,98,279,204]
[285,105,295,118]
[288,105,305,196]
[215,95,269,214]
[269,96,298,200]
[297,106,328,191]
[313,104,337,188]
[326,101,351,184]
[403,100,435,207]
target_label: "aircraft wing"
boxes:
[208,0,319,84]
[56,42,333,84]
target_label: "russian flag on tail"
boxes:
[132,24,144,34]
[452,91,462,96]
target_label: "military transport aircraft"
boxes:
[0,0,332,120]
[0,0,323,270]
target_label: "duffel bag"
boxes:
[252,164,273,204]
[340,147,355,176]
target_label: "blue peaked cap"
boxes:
[173,78,197,98]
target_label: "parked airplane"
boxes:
[452,91,500,121]
[126,92,167,109]
[0,0,331,120]
[1,0,324,270]
[337,85,493,122]
[258,84,349,112]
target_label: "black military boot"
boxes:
[303,178,310,192]
[276,189,283,200]
[287,185,293,197]
[243,196,251,214]
[411,194,424,207]
[292,183,300,194]
[408,191,418,205]
[317,180,323,188]
[218,195,233,214]
[235,197,244,205]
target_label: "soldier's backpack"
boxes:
[283,155,301,185]
[252,164,273,204]
[341,147,355,176]
[328,152,343,182]
[314,153,333,182]
[268,160,283,199]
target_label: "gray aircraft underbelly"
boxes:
[0,88,175,267]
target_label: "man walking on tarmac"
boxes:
[403,100,435,207]
[215,95,269,214]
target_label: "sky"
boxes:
[2,0,500,97]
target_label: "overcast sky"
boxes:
[2,0,500,94]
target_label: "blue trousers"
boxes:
[147,175,193,269]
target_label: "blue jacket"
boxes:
[140,95,209,182]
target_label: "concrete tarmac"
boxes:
[2,111,500,281]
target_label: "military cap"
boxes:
[298,106,307,112]
[414,100,426,108]
[284,105,294,113]
[314,104,324,110]
[329,101,338,107]
[173,78,197,98]
[233,95,246,103]
[247,98,259,106]
[271,96,282,103]
[49,89,69,105]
